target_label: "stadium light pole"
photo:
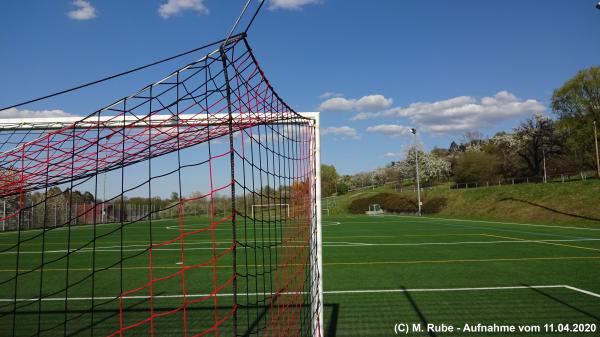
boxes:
[411,128,422,216]
[594,120,600,178]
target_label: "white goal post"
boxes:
[366,203,384,216]
[0,112,324,337]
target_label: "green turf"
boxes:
[1,214,600,336]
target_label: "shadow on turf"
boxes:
[523,284,600,321]
[499,198,600,222]
[324,303,339,337]
[4,300,325,337]
[401,286,438,337]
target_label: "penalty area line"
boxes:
[3,285,599,303]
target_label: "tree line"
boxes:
[321,66,600,196]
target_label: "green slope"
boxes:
[328,179,600,228]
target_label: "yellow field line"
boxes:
[325,256,600,265]
[2,256,599,273]
[404,234,483,237]
[481,234,600,253]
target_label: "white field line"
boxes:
[2,285,598,303]
[164,221,340,231]
[394,215,600,232]
[323,238,600,247]
[0,219,341,236]
[323,285,565,294]
[3,238,600,254]
[0,218,184,236]
[563,285,600,298]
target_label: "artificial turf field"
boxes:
[1,214,599,336]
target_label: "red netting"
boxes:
[0,35,321,337]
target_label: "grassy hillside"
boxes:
[328,179,600,228]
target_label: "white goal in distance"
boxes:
[251,203,290,220]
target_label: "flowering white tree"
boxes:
[403,147,452,183]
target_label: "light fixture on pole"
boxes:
[410,128,422,216]
[597,1,600,10]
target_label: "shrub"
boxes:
[347,193,447,214]
[348,195,379,214]
[422,197,447,213]
[453,151,502,184]
[380,193,417,213]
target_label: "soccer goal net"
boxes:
[366,204,384,216]
[0,35,322,337]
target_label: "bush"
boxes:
[348,195,379,214]
[422,197,447,213]
[379,193,417,213]
[347,193,448,214]
[453,151,502,184]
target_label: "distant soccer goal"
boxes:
[251,203,290,221]
[366,203,384,215]
[322,208,330,216]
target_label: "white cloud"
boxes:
[318,91,342,100]
[321,126,359,139]
[0,108,73,119]
[318,97,355,112]
[158,0,209,19]
[68,0,96,20]
[318,94,393,113]
[354,91,545,134]
[366,124,412,137]
[269,0,321,10]
[384,152,403,158]
[355,95,393,112]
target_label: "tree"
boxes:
[336,181,349,195]
[350,171,374,189]
[488,132,526,176]
[552,66,600,169]
[453,151,502,184]
[320,164,339,197]
[402,147,451,184]
[513,114,563,176]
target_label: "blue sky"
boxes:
[1,0,600,176]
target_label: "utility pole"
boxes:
[542,146,547,183]
[103,172,107,224]
[594,120,600,178]
[411,128,422,216]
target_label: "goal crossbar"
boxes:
[0,28,323,337]
[0,113,320,131]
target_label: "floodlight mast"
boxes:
[596,1,600,10]
[411,128,422,216]
[594,120,600,178]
